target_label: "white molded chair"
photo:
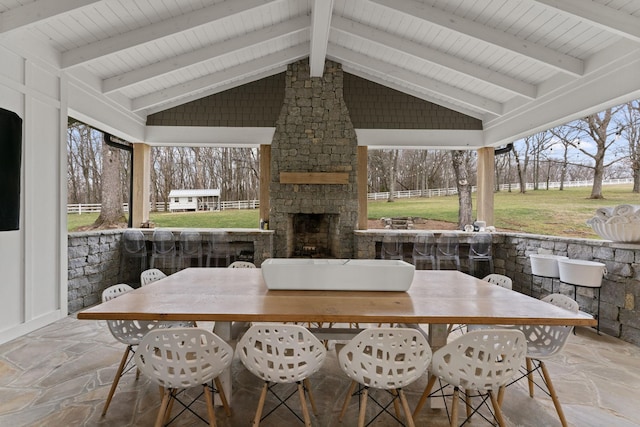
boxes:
[501,293,578,427]
[436,233,460,270]
[468,233,493,276]
[135,327,233,427]
[483,273,512,290]
[228,261,256,268]
[338,328,432,427]
[381,235,403,260]
[237,323,326,426]
[412,233,437,270]
[414,329,527,427]
[140,268,167,286]
[101,284,164,416]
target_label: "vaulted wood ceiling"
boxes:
[2,0,640,148]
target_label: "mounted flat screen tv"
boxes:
[0,108,22,231]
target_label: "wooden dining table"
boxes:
[79,267,595,404]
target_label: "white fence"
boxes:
[68,178,633,214]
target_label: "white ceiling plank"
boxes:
[532,0,640,43]
[144,65,287,116]
[371,0,585,76]
[102,15,309,94]
[0,0,102,33]
[309,0,334,77]
[329,44,503,115]
[61,0,282,68]
[332,16,537,99]
[131,44,308,112]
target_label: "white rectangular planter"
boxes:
[557,259,606,287]
[261,258,415,291]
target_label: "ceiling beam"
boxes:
[103,16,309,94]
[309,0,334,77]
[131,44,308,112]
[0,0,101,33]
[329,44,503,115]
[371,0,584,77]
[61,0,281,68]
[332,16,536,99]
[532,0,640,44]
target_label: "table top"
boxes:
[77,268,596,326]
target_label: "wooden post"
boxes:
[357,146,368,230]
[476,147,494,226]
[260,145,271,225]
[132,143,150,227]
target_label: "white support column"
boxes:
[476,147,495,226]
[132,143,150,227]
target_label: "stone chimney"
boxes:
[269,59,358,258]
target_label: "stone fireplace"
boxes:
[269,60,358,258]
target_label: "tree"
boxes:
[452,150,473,228]
[92,133,126,228]
[620,101,640,193]
[552,108,623,199]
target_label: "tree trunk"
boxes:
[452,150,472,228]
[92,134,126,228]
[387,150,398,202]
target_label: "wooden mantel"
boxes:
[279,172,349,184]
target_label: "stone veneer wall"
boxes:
[68,230,123,313]
[269,60,358,258]
[67,229,274,313]
[68,228,640,347]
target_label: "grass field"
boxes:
[68,184,639,239]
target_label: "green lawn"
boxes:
[68,184,639,239]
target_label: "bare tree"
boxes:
[552,108,623,199]
[92,133,126,227]
[452,150,472,228]
[620,101,640,192]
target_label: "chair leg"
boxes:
[465,389,472,419]
[526,357,535,397]
[303,378,318,415]
[339,380,358,421]
[489,390,506,427]
[204,384,217,427]
[539,361,569,427]
[413,374,437,417]
[391,388,402,419]
[214,377,232,417]
[155,388,172,427]
[358,387,369,427]
[297,382,312,427]
[252,382,268,427]
[398,389,416,427]
[497,385,505,406]
[102,346,131,416]
[450,387,459,427]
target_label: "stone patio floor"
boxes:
[1,316,639,426]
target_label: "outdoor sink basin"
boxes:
[261,258,415,291]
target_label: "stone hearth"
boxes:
[269,60,358,258]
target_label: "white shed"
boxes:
[168,189,220,212]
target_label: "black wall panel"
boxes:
[0,108,23,231]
